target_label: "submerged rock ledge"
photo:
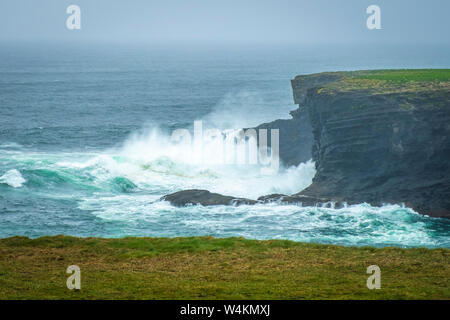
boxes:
[161,189,346,208]
[161,189,257,206]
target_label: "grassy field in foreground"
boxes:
[0,236,448,300]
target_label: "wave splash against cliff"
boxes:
[1,127,449,248]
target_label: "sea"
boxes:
[1,42,449,247]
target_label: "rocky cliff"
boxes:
[162,70,450,218]
[252,108,313,167]
[292,70,450,218]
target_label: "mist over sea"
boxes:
[1,43,449,247]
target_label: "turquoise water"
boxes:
[1,43,449,247]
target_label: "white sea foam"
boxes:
[0,169,26,188]
[2,141,448,247]
[111,127,315,198]
[79,195,443,247]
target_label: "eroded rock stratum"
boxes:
[293,70,450,218]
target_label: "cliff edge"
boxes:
[292,69,450,218]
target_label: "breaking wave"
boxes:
[0,127,449,248]
[0,169,26,188]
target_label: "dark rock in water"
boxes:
[278,194,330,206]
[163,189,347,209]
[161,189,256,207]
[258,193,345,208]
[291,70,450,218]
[257,194,287,203]
[256,193,311,205]
[284,193,347,209]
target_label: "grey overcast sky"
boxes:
[0,0,449,45]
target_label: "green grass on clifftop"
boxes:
[318,69,450,95]
[355,69,450,83]
[0,236,448,300]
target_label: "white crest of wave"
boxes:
[0,169,26,188]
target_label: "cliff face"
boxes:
[162,70,450,218]
[291,70,450,218]
[253,109,313,167]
